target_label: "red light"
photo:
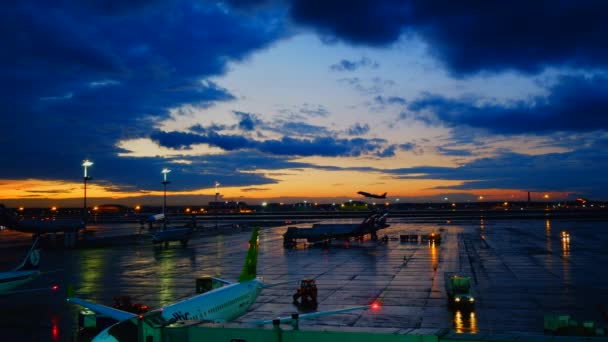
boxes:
[138,315,144,319]
[51,317,60,341]
[52,324,59,339]
[51,285,60,291]
[371,302,381,310]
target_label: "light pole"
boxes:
[214,181,220,202]
[161,168,171,217]
[82,160,93,222]
[214,181,220,229]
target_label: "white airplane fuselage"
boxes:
[91,279,264,342]
[162,278,263,322]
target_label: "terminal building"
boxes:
[207,201,252,213]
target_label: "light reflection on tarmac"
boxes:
[1,217,608,340]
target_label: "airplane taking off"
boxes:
[69,228,377,341]
[357,191,387,199]
[0,204,85,235]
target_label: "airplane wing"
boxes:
[247,304,371,326]
[68,297,138,321]
[261,279,298,289]
[0,284,60,296]
[211,277,234,286]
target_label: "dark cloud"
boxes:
[278,121,331,137]
[0,1,285,188]
[84,150,315,192]
[399,142,423,155]
[286,0,608,75]
[290,0,409,46]
[338,77,395,94]
[75,0,175,15]
[261,136,386,157]
[390,148,608,198]
[26,189,73,194]
[330,57,379,72]
[411,1,608,75]
[150,130,388,157]
[407,74,608,134]
[376,145,397,157]
[374,95,407,106]
[299,103,329,117]
[399,143,416,151]
[436,147,474,157]
[197,150,310,173]
[338,77,360,85]
[234,111,262,131]
[347,123,370,136]
[151,130,252,151]
[219,0,278,10]
[189,124,207,134]
[241,187,271,192]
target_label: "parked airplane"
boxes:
[146,212,193,246]
[1,237,41,295]
[0,237,62,296]
[150,226,193,246]
[357,191,387,199]
[69,228,377,341]
[0,236,58,295]
[0,204,85,235]
[283,211,390,247]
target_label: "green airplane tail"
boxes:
[239,227,260,282]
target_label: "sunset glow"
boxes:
[1,2,607,207]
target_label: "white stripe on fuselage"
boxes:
[161,279,263,322]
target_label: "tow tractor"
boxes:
[293,279,318,307]
[445,273,475,310]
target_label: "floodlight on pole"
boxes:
[161,168,171,217]
[214,181,220,202]
[82,159,93,222]
[213,181,220,229]
[82,160,93,178]
[162,168,171,182]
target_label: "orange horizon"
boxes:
[0,177,576,208]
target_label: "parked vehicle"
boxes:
[445,273,475,310]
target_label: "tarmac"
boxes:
[1,214,608,341]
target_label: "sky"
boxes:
[2,0,608,207]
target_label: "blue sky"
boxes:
[1,1,607,206]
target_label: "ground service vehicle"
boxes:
[445,273,475,310]
[293,279,318,307]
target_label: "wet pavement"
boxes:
[1,216,608,340]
